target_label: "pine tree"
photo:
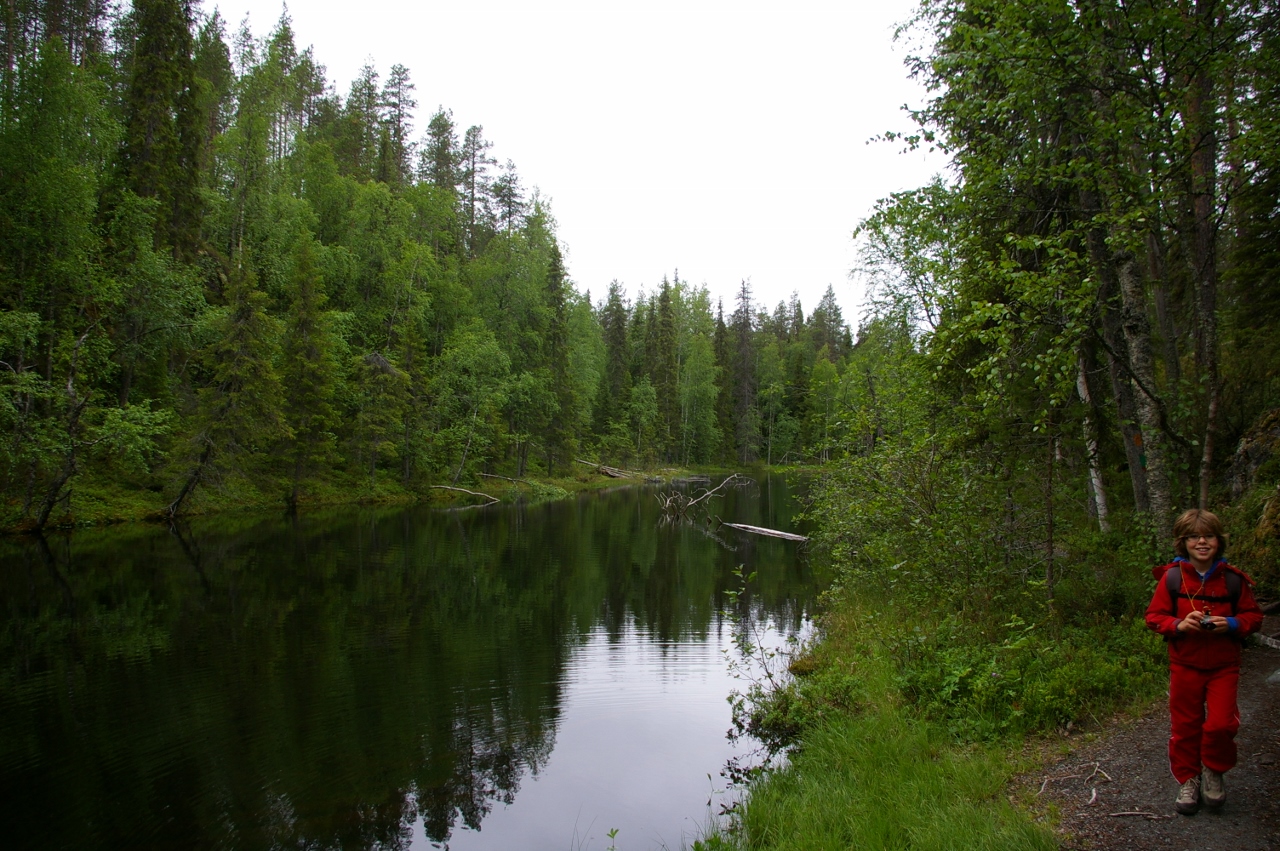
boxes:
[379,63,415,187]
[459,124,495,255]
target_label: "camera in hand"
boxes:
[1200,616,1216,630]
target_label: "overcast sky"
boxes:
[208,0,945,325]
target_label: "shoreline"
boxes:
[2,463,785,535]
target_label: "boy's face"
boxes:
[1184,533,1217,563]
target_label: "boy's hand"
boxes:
[1177,612,1229,633]
[1177,611,1205,633]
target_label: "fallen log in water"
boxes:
[479,472,535,486]
[720,522,808,542]
[429,485,499,506]
[574,459,640,478]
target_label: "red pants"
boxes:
[1168,662,1240,783]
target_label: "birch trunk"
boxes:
[1115,252,1174,536]
[1076,351,1110,532]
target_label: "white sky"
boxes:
[208,0,946,325]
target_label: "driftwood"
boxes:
[574,459,641,478]
[479,473,535,486]
[656,473,744,520]
[720,522,808,542]
[429,485,499,506]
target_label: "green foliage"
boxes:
[887,617,1164,741]
[734,707,1056,851]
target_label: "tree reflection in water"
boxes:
[0,476,821,849]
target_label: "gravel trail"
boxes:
[1024,616,1280,851]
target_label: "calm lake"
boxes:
[0,474,824,850]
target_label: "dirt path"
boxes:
[1026,619,1280,850]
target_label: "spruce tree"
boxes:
[543,242,574,475]
[118,0,202,256]
[169,267,286,517]
[592,280,631,438]
[420,107,458,190]
[729,281,758,463]
[281,237,338,505]
[712,298,734,460]
[654,276,679,458]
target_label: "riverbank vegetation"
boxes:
[1,2,854,532]
[706,0,1280,847]
[5,0,1280,844]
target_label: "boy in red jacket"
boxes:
[1146,509,1264,815]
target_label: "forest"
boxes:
[2,0,1277,641]
[0,0,857,531]
[817,0,1280,599]
[6,0,1280,846]
[726,0,1280,845]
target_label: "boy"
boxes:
[1145,508,1264,814]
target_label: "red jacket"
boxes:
[1145,560,1264,670]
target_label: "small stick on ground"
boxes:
[1108,811,1173,820]
[1085,763,1113,783]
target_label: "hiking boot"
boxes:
[1175,776,1201,814]
[1201,767,1226,809]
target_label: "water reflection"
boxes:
[0,475,824,850]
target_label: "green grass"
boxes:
[697,600,1164,850]
[1,462,691,532]
[732,708,1055,851]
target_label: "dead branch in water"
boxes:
[574,459,641,478]
[720,522,808,542]
[656,473,746,521]
[429,485,499,506]
[479,473,535,486]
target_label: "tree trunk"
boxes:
[1185,0,1221,509]
[168,441,213,519]
[35,424,81,530]
[452,408,478,484]
[1115,251,1174,537]
[1087,221,1150,514]
[1076,351,1110,533]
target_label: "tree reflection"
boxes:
[0,476,821,848]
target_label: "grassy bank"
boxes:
[700,601,1167,850]
[1,462,685,533]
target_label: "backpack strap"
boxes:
[1166,563,1242,615]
